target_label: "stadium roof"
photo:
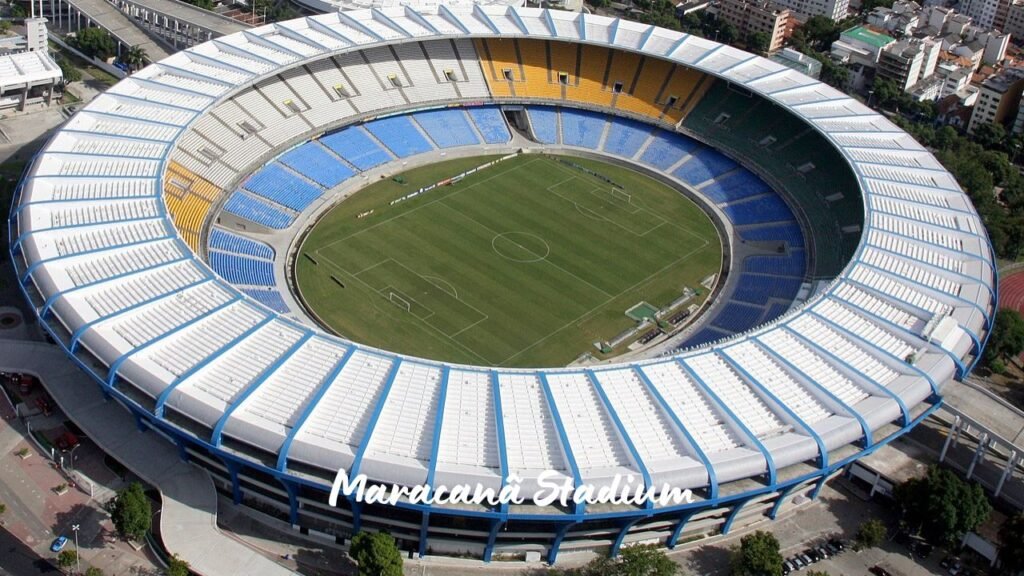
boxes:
[12,7,995,515]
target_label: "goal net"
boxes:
[610,188,632,204]
[389,291,412,312]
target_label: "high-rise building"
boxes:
[968,67,1024,132]
[770,0,848,21]
[716,0,792,53]
[959,0,1012,30]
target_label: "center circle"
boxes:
[491,231,550,263]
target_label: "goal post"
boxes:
[389,291,412,312]
[610,188,632,204]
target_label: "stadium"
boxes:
[9,6,996,564]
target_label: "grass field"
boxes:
[296,154,721,367]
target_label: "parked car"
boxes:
[798,552,813,565]
[823,541,838,555]
[815,544,830,559]
[828,538,846,552]
[50,536,67,553]
[791,555,805,569]
[804,548,821,562]
[869,566,893,576]
[782,560,793,575]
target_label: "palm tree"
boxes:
[125,45,148,73]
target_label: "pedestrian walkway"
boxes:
[0,340,295,576]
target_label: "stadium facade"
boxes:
[10,7,996,563]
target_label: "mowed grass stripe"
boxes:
[297,154,721,367]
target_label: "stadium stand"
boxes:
[223,191,294,229]
[363,116,435,158]
[639,131,698,170]
[559,108,606,149]
[209,228,274,260]
[673,148,737,186]
[739,222,805,248]
[242,164,324,212]
[278,143,356,189]
[319,128,393,171]
[601,117,652,158]
[210,252,275,286]
[467,107,512,144]
[527,107,559,144]
[413,109,480,148]
[721,194,796,226]
[163,162,221,251]
[699,170,772,204]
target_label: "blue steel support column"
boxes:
[347,357,403,535]
[668,509,700,548]
[756,337,873,448]
[719,348,828,470]
[538,372,586,516]
[610,517,644,557]
[548,522,575,565]
[811,474,829,499]
[587,369,653,509]
[211,331,314,447]
[280,479,300,525]
[721,495,756,535]
[155,312,274,418]
[490,370,511,515]
[676,358,777,485]
[483,519,504,562]
[224,459,243,505]
[634,366,718,500]
[107,293,240,387]
[768,482,801,519]
[276,345,357,471]
[419,366,451,557]
[782,325,911,425]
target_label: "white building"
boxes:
[0,51,62,111]
[958,0,1011,30]
[771,0,848,20]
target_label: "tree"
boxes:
[85,567,105,576]
[999,513,1024,574]
[74,27,116,60]
[109,482,152,541]
[166,554,190,576]
[56,548,77,569]
[578,544,678,575]
[984,308,1024,366]
[854,518,887,550]
[350,531,403,576]
[124,45,147,73]
[10,4,27,18]
[819,59,849,89]
[731,530,783,576]
[0,20,12,34]
[0,502,6,515]
[55,55,82,86]
[747,32,771,54]
[894,466,991,548]
[973,122,1008,152]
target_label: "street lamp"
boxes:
[71,524,80,575]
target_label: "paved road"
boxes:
[0,526,59,575]
[59,0,171,61]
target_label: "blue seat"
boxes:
[721,195,795,226]
[527,107,559,144]
[672,148,737,186]
[413,109,480,148]
[739,223,805,248]
[639,132,698,170]
[279,143,355,188]
[242,164,323,212]
[761,302,791,324]
[467,107,511,143]
[744,251,806,277]
[711,301,766,333]
[731,274,803,304]
[210,252,275,286]
[602,117,651,159]
[680,326,732,348]
[364,116,434,157]
[243,289,290,313]
[320,127,392,171]
[209,228,274,260]
[560,109,605,149]
[699,170,771,204]
[223,192,294,230]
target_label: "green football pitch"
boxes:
[295,154,721,367]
